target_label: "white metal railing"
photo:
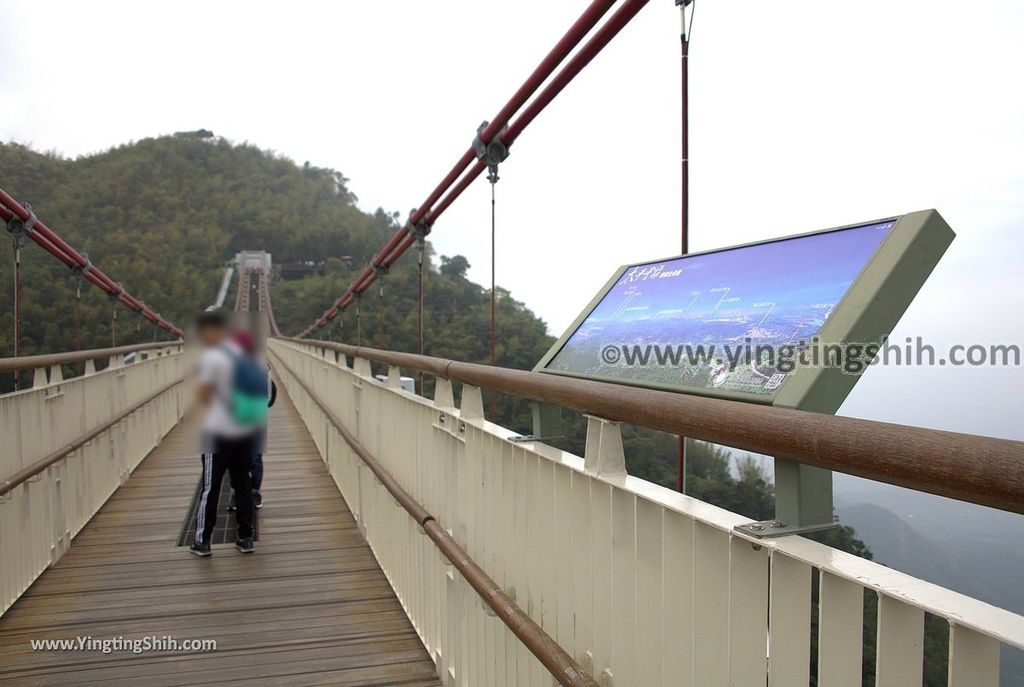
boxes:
[0,345,187,616]
[270,338,1024,687]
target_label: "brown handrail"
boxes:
[0,342,182,374]
[268,349,600,687]
[0,378,184,496]
[282,337,1024,516]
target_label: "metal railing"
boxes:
[279,339,1024,517]
[270,347,597,687]
[0,342,187,615]
[270,338,1024,687]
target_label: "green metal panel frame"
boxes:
[535,209,955,536]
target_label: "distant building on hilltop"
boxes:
[173,129,215,140]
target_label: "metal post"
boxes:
[355,296,362,346]
[675,0,694,493]
[378,282,385,348]
[679,1,691,249]
[13,248,21,390]
[75,297,81,349]
[417,236,426,395]
[490,169,498,419]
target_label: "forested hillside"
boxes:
[0,135,402,358]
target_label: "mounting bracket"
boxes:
[734,459,838,538]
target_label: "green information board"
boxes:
[536,209,955,535]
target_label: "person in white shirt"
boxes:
[189,311,260,556]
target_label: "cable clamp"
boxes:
[6,202,37,250]
[406,210,431,241]
[372,264,389,278]
[70,254,93,277]
[472,121,509,183]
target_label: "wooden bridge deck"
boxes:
[0,387,441,687]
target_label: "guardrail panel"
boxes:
[767,552,812,686]
[875,594,924,686]
[818,571,864,687]
[662,508,695,687]
[693,521,730,685]
[636,496,664,687]
[729,536,769,686]
[949,625,999,687]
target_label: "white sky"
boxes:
[2,0,1023,439]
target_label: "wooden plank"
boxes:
[0,386,441,686]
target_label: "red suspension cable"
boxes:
[297,0,641,338]
[0,188,183,336]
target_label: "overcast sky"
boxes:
[2,0,1022,441]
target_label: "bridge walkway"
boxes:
[0,384,441,687]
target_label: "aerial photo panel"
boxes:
[545,220,895,397]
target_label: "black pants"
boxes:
[196,435,255,544]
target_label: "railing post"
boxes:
[459,385,484,421]
[583,416,625,477]
[434,378,455,411]
[353,356,373,379]
[31,367,47,389]
[386,365,402,390]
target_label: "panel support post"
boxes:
[736,460,836,538]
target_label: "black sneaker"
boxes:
[227,492,237,511]
[235,537,254,553]
[190,541,211,557]
[254,491,263,509]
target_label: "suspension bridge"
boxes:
[3,1,1024,686]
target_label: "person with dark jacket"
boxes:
[229,335,275,511]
